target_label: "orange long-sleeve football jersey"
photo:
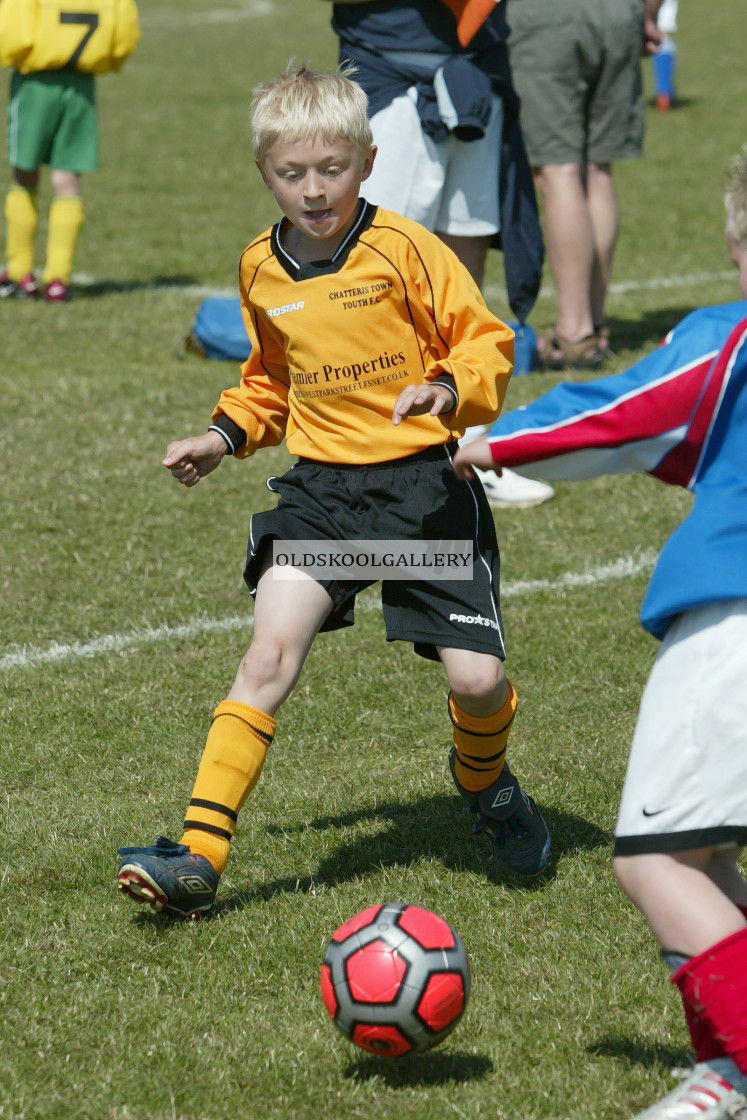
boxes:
[212,202,514,465]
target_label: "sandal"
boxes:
[594,322,615,358]
[537,326,606,371]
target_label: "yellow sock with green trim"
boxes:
[43,195,83,284]
[179,699,276,875]
[449,682,517,793]
[5,185,38,279]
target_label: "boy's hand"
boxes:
[392,383,455,426]
[163,430,228,487]
[451,434,501,481]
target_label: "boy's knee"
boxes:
[50,170,81,196]
[236,636,286,688]
[448,656,506,707]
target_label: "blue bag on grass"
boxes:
[186,297,251,360]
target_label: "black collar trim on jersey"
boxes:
[271,200,377,281]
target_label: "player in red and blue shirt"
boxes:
[453,153,747,1117]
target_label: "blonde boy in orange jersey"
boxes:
[116,64,550,919]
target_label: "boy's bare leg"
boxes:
[614,847,747,957]
[117,567,334,915]
[439,647,550,874]
[178,564,334,865]
[616,847,747,1108]
[228,563,334,714]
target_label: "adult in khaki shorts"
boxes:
[506,0,662,368]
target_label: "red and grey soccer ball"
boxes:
[320,901,471,1057]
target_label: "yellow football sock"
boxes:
[180,699,275,875]
[43,195,83,284]
[5,185,38,279]
[449,682,517,793]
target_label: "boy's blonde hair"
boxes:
[251,63,373,166]
[725,145,747,248]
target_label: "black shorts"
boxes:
[244,443,506,662]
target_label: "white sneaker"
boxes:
[630,1059,747,1119]
[474,466,555,509]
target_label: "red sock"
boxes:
[680,997,725,1062]
[673,927,747,1072]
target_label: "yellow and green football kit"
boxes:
[1,0,139,288]
[8,69,97,172]
[0,0,140,75]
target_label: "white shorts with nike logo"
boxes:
[614,598,747,856]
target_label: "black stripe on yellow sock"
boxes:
[460,747,507,770]
[248,722,274,745]
[189,797,238,822]
[449,685,519,792]
[183,819,233,842]
[449,708,515,738]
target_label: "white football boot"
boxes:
[460,425,555,509]
[475,466,555,509]
[630,1059,747,1120]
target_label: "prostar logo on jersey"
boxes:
[266,301,305,317]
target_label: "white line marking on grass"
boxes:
[500,548,658,598]
[607,270,736,296]
[0,614,255,671]
[69,269,736,303]
[0,551,657,672]
[70,273,235,298]
[140,2,275,28]
[483,269,736,304]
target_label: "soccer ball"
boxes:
[320,901,471,1056]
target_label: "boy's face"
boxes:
[258,135,376,261]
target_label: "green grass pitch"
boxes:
[1,1,746,1117]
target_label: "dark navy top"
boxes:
[331,0,510,54]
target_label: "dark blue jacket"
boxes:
[332,1,543,323]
